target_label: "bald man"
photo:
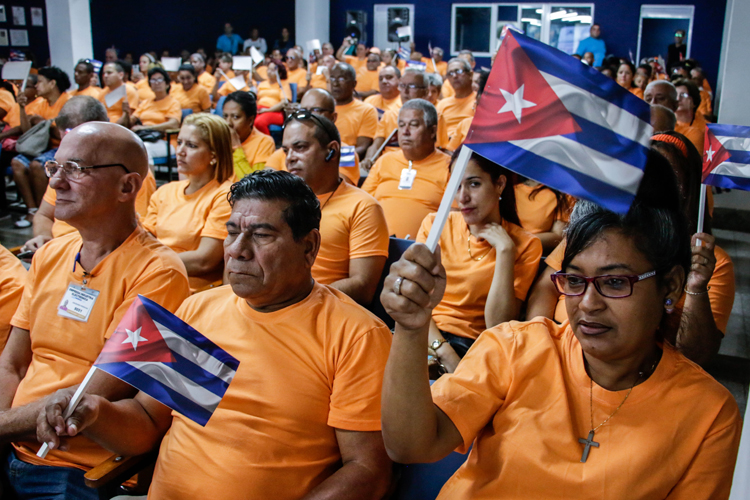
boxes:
[330,62,378,159]
[0,122,190,499]
[651,104,676,133]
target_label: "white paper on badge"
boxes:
[306,39,322,53]
[104,85,127,108]
[233,56,254,71]
[1,60,31,80]
[161,57,182,72]
[228,75,247,90]
[398,168,416,190]
[57,284,100,323]
[396,26,412,38]
[250,47,264,65]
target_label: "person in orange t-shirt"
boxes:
[0,244,25,354]
[364,65,402,113]
[339,39,368,73]
[355,53,382,97]
[284,48,310,97]
[416,154,541,371]
[515,179,573,254]
[38,170,393,500]
[170,64,211,113]
[673,78,706,153]
[266,88,361,185]
[423,46,448,76]
[68,60,102,99]
[98,61,140,124]
[10,66,72,228]
[380,193,740,500]
[363,99,451,239]
[143,114,233,292]
[437,59,475,139]
[254,60,292,135]
[189,53,217,93]
[283,113,389,305]
[0,123,189,499]
[446,68,491,152]
[222,91,275,178]
[329,62,378,159]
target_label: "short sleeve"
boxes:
[263,149,284,171]
[328,326,392,431]
[200,187,231,240]
[142,187,161,236]
[415,213,435,244]
[431,324,514,452]
[513,232,543,301]
[254,135,275,166]
[708,248,735,334]
[361,159,380,196]
[545,240,565,271]
[10,250,41,331]
[126,86,140,111]
[357,104,378,139]
[43,184,57,206]
[199,88,211,111]
[348,199,389,259]
[166,99,182,122]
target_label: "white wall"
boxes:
[45,0,93,80]
[295,0,330,54]
[715,0,750,126]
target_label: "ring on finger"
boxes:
[393,276,404,295]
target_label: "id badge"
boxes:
[57,284,100,323]
[399,168,417,190]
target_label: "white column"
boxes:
[45,0,93,80]
[715,0,750,126]
[296,0,330,50]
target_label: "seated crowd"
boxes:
[0,25,740,500]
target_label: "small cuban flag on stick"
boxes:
[424,29,653,252]
[700,124,750,233]
[38,295,239,458]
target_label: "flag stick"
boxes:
[37,366,98,459]
[425,145,472,252]
[370,128,398,163]
[696,184,707,247]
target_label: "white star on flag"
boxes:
[706,146,715,162]
[122,327,147,351]
[497,84,537,124]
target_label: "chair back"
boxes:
[213,96,227,116]
[181,108,194,122]
[391,451,468,499]
[367,237,413,329]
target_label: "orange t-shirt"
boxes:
[0,244,26,353]
[170,83,210,113]
[675,112,707,154]
[436,92,476,139]
[344,56,367,74]
[0,88,16,116]
[268,144,361,186]
[514,183,572,234]
[362,149,451,239]
[25,93,70,121]
[418,212,542,339]
[217,76,250,97]
[42,169,156,238]
[630,87,644,99]
[441,78,455,99]
[256,80,292,108]
[132,95,181,126]
[143,179,231,291]
[135,79,155,101]
[286,67,308,89]
[446,115,472,151]
[698,89,712,117]
[238,128,275,176]
[364,94,402,115]
[197,72,217,93]
[431,319,741,499]
[376,108,449,151]
[423,58,448,76]
[98,84,140,123]
[335,99,379,145]
[148,283,392,500]
[68,86,102,99]
[10,228,189,470]
[313,182,389,285]
[310,73,328,90]
[355,68,380,93]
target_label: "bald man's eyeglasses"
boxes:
[398,83,427,90]
[44,160,130,180]
[447,69,467,77]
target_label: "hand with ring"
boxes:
[381,243,446,331]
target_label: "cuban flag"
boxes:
[397,46,411,61]
[340,145,357,168]
[94,295,239,426]
[464,30,652,214]
[407,60,427,70]
[703,124,750,191]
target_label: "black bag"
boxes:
[135,129,162,143]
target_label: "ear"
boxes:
[429,124,437,143]
[661,264,685,309]
[331,112,338,123]
[494,174,508,197]
[118,173,143,203]
[302,228,321,268]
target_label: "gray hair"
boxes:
[433,47,444,57]
[56,96,108,130]
[458,50,475,65]
[403,67,427,84]
[448,57,472,73]
[425,72,443,88]
[400,98,438,129]
[645,80,678,101]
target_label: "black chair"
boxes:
[367,237,413,329]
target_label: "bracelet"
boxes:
[685,285,711,296]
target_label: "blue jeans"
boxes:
[4,450,99,500]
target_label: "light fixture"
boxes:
[549,10,568,20]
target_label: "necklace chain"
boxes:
[320,178,343,212]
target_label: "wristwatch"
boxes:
[430,338,449,353]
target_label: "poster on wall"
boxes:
[0,30,8,47]
[30,7,42,26]
[0,6,7,23]
[11,6,23,25]
[9,28,27,46]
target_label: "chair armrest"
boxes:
[84,450,159,489]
